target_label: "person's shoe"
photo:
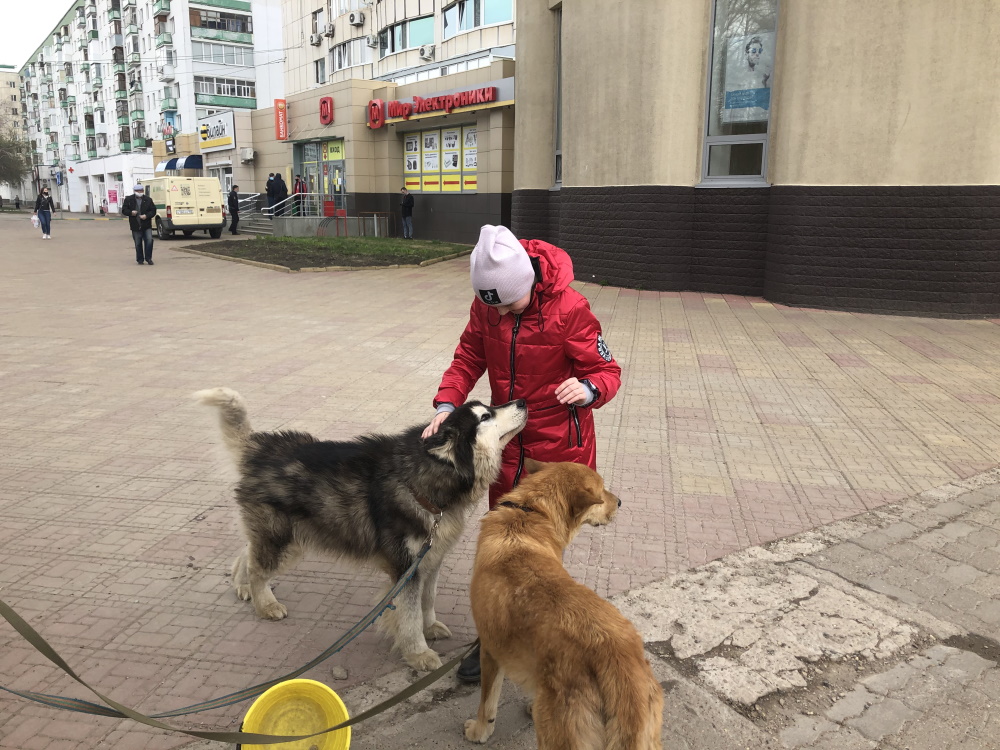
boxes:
[456,642,481,684]
[137,260,144,265]
[146,260,154,265]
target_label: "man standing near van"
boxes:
[228,184,240,235]
[121,184,158,265]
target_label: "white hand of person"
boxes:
[131,211,137,216]
[555,377,589,406]
[421,411,450,439]
[139,214,146,219]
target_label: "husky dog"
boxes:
[195,387,528,671]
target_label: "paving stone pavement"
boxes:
[2,214,1000,749]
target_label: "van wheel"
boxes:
[156,219,173,240]
[183,230,194,237]
[208,228,222,239]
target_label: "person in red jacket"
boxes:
[422,224,622,682]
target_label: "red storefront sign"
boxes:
[367,99,385,129]
[274,99,288,140]
[367,86,498,128]
[319,96,334,125]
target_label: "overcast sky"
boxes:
[1,4,83,70]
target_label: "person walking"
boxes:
[292,174,306,216]
[400,187,414,239]
[265,173,275,214]
[272,173,289,217]
[33,187,55,239]
[14,196,21,210]
[422,224,622,683]
[228,184,240,235]
[121,184,158,265]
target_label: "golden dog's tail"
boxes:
[193,387,253,465]
[603,657,664,750]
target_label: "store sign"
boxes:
[367,99,385,129]
[319,96,334,125]
[274,99,288,140]
[197,111,235,153]
[384,87,498,121]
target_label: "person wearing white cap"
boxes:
[120,184,158,265]
[422,224,622,683]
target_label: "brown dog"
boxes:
[464,459,663,749]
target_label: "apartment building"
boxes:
[0,64,31,202]
[513,0,1000,316]
[18,0,284,213]
[248,0,516,240]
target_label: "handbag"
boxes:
[31,214,40,229]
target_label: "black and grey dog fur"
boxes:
[194,387,528,671]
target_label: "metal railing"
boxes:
[260,192,345,218]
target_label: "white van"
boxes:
[144,177,226,239]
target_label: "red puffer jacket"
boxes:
[434,239,622,505]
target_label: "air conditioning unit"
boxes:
[365,34,378,48]
[240,147,255,163]
[348,11,364,26]
[309,33,322,45]
[323,22,335,37]
[418,44,435,61]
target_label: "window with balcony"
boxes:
[190,10,252,34]
[193,75,256,106]
[191,41,254,66]
[378,16,433,58]
[333,0,362,14]
[443,0,512,39]
[330,38,371,72]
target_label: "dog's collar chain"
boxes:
[407,484,443,518]
[497,501,536,513]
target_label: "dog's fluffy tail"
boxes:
[193,387,253,465]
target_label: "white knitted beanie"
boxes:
[469,225,535,306]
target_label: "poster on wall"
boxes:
[422,130,440,153]
[722,31,774,123]
[404,134,421,173]
[442,128,461,172]
[462,126,478,173]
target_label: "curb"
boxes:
[172,245,472,274]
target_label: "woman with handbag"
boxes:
[33,187,55,239]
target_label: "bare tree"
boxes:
[0,110,32,190]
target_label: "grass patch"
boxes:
[183,236,471,271]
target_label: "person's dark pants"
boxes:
[132,228,153,263]
[230,212,239,234]
[402,215,413,239]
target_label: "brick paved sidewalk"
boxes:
[1,214,999,748]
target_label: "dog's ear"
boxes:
[524,457,549,475]
[565,476,607,516]
[424,418,475,491]
[424,419,459,463]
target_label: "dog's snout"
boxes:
[617,497,621,508]
[515,399,526,409]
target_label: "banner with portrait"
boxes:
[722,31,774,124]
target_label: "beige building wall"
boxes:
[772,0,1000,185]
[515,0,709,190]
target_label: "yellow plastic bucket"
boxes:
[240,678,351,750]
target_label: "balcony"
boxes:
[43,74,52,84]
[76,15,86,28]
[85,127,95,136]
[191,26,252,45]
[117,115,129,126]
[111,34,123,49]
[159,97,177,111]
[66,96,76,105]
[78,39,88,51]
[71,134,80,142]
[113,62,126,74]
[84,105,93,115]
[125,24,138,36]
[65,74,74,83]
[108,9,121,21]
[155,32,172,48]
[195,93,256,109]
[69,153,82,161]
[120,140,132,152]
[92,78,103,89]
[114,89,128,100]
[79,62,90,71]
[157,64,175,81]
[152,0,170,16]
[87,150,98,158]
[46,142,58,150]
[122,0,135,8]
[130,109,144,122]
[86,3,97,16]
[59,99,69,108]
[94,101,104,110]
[89,30,99,40]
[129,80,142,93]
[127,52,140,66]
[131,137,148,150]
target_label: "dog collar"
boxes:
[497,501,536,513]
[408,486,443,517]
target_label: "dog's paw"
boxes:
[424,620,452,640]
[464,718,494,744]
[257,602,288,620]
[404,648,443,672]
[236,584,252,601]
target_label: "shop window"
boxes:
[701,0,778,186]
[403,126,477,194]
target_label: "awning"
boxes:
[175,155,203,170]
[155,159,171,171]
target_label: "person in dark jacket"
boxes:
[33,187,55,239]
[272,173,289,217]
[422,224,622,684]
[264,173,275,213]
[399,187,414,238]
[120,184,158,264]
[228,185,240,235]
